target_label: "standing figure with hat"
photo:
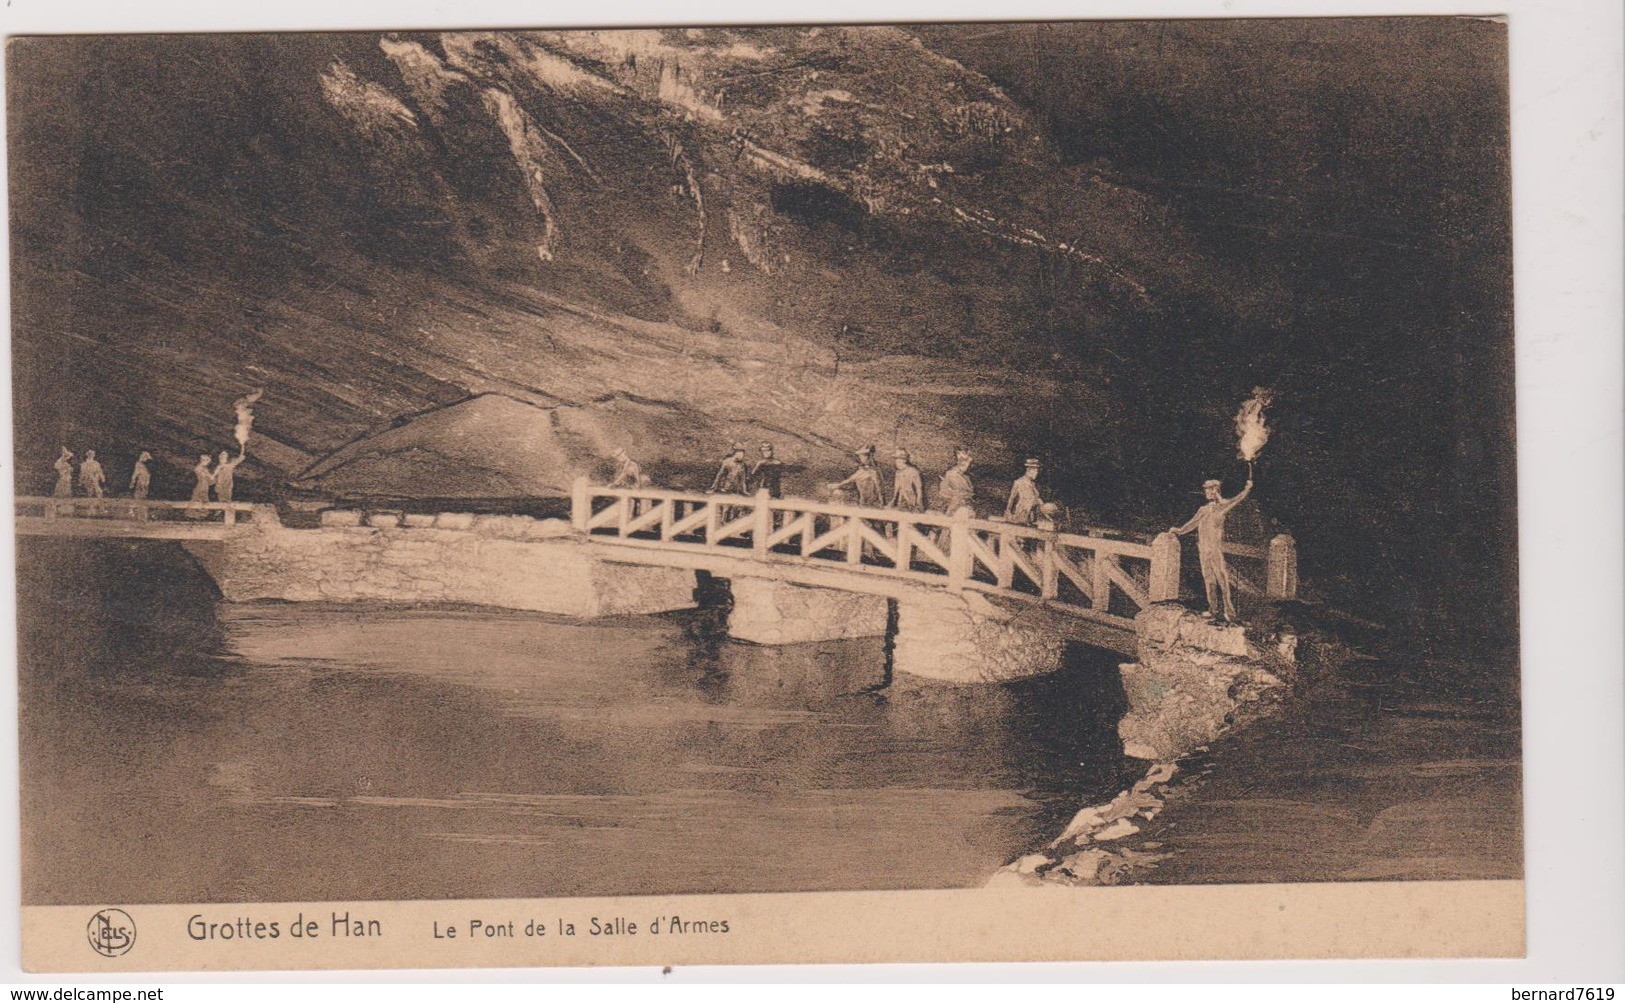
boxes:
[129,451,154,501]
[830,445,884,508]
[888,447,926,513]
[1170,474,1253,624]
[51,447,75,499]
[128,451,154,521]
[709,443,751,524]
[1004,458,1045,526]
[78,449,107,499]
[749,442,786,499]
[609,446,646,516]
[931,448,976,549]
[608,447,643,489]
[935,449,976,517]
[213,446,246,504]
[186,453,215,519]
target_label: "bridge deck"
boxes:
[14,498,273,543]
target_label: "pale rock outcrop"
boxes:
[1118,604,1284,762]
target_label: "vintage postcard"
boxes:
[9,17,1523,972]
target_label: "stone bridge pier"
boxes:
[183,521,702,618]
[723,576,1080,683]
[724,577,890,645]
[891,589,1072,684]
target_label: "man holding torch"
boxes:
[1169,387,1274,624]
[1171,470,1253,624]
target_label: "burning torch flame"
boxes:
[1235,387,1273,462]
[233,389,263,449]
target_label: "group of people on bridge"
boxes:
[42,431,1257,624]
[609,442,1066,528]
[49,445,248,510]
[605,440,1257,625]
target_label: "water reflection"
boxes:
[19,540,1131,905]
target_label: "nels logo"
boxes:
[87,908,136,958]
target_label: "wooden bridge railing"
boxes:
[15,496,272,527]
[571,478,1298,631]
[1222,535,1299,601]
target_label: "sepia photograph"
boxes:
[7,13,1538,971]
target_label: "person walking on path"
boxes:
[213,447,246,504]
[830,445,884,508]
[78,450,106,499]
[1170,474,1254,624]
[888,447,926,513]
[1004,458,1045,526]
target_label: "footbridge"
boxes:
[569,480,1299,664]
[15,497,274,540]
[14,482,1298,679]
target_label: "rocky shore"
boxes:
[989,603,1353,888]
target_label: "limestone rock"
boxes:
[1051,804,1109,846]
[1118,606,1286,761]
[1056,849,1113,883]
[1135,602,1257,660]
[1093,817,1140,841]
[1133,762,1179,792]
[1123,740,1160,761]
[984,867,1043,889]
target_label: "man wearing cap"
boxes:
[128,451,154,521]
[935,449,976,517]
[608,447,642,489]
[213,446,246,504]
[1004,459,1044,526]
[1171,475,1254,624]
[129,451,154,501]
[52,447,74,500]
[78,450,107,500]
[128,448,152,500]
[888,447,926,512]
[831,446,884,508]
[708,443,750,495]
[749,442,786,499]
